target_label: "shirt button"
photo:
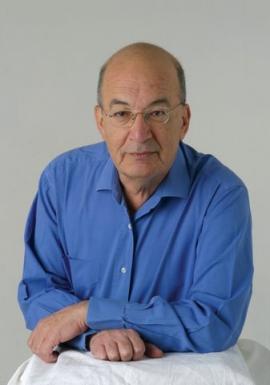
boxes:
[120,266,127,274]
[128,223,132,230]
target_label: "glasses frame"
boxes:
[101,101,184,128]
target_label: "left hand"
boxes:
[90,328,164,361]
[28,301,88,363]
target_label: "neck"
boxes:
[119,173,166,213]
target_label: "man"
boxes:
[18,42,253,364]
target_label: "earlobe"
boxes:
[95,105,105,139]
[179,121,188,141]
[179,104,191,140]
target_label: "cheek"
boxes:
[156,130,180,162]
[156,129,178,151]
[103,129,128,160]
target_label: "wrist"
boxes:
[86,333,96,351]
[75,300,89,331]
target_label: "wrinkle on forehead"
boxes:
[98,42,186,106]
[102,60,180,109]
[103,83,178,110]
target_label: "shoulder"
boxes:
[182,142,247,192]
[181,142,251,218]
[47,141,109,168]
[39,141,109,185]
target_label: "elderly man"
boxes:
[18,42,253,364]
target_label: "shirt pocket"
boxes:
[68,255,100,298]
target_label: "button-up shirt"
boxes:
[18,141,253,352]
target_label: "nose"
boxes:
[128,112,153,143]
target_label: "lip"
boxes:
[129,152,155,159]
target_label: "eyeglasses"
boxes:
[101,102,184,128]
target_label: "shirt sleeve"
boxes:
[18,169,96,351]
[87,185,253,353]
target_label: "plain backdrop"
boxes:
[1,1,269,383]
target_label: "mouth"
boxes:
[129,152,156,160]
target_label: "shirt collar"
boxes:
[96,143,190,202]
[96,156,122,202]
[155,143,190,199]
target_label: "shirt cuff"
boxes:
[87,297,126,330]
[62,329,97,351]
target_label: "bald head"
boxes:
[97,42,186,106]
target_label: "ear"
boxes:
[95,105,106,139]
[179,104,191,141]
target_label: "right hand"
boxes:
[89,328,164,361]
[28,301,88,363]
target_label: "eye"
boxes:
[150,110,166,117]
[111,111,132,119]
[148,110,168,121]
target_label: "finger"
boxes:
[27,334,34,350]
[37,350,59,363]
[31,333,59,363]
[126,330,145,360]
[27,330,42,354]
[104,340,121,361]
[91,343,108,360]
[32,338,59,363]
[28,327,52,355]
[117,339,134,362]
[27,327,42,350]
[145,342,164,358]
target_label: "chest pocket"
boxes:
[68,255,100,298]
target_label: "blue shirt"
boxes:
[18,141,253,353]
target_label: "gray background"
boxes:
[1,1,269,383]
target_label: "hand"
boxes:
[90,329,164,361]
[28,301,88,363]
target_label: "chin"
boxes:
[121,167,159,181]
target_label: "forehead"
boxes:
[101,56,180,106]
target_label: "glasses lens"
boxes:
[146,109,169,123]
[109,110,133,126]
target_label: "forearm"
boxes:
[18,283,98,351]
[87,284,252,353]
[18,282,80,328]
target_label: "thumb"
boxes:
[145,342,164,358]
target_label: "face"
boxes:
[95,55,191,186]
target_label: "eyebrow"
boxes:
[148,98,170,107]
[109,97,170,109]
[109,99,130,108]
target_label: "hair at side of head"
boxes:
[97,42,186,107]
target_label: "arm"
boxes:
[86,185,253,353]
[18,170,96,353]
[18,168,164,362]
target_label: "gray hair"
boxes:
[97,43,186,107]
